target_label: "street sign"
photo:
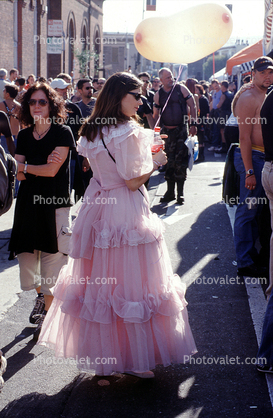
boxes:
[48,20,63,37]
[47,37,63,54]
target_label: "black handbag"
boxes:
[222,143,240,207]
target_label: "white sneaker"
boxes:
[208,146,215,151]
[0,350,7,392]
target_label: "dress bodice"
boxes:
[77,121,153,189]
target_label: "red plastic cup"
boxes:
[151,143,164,154]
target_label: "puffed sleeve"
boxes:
[112,122,154,180]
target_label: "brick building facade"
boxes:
[0,0,104,81]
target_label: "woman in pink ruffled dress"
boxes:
[38,72,197,378]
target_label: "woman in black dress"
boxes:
[9,82,75,340]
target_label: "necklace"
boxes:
[34,125,51,139]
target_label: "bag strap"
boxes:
[101,135,146,200]
[101,136,116,163]
[3,101,17,119]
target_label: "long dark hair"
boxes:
[19,82,67,126]
[80,72,142,142]
[185,78,197,95]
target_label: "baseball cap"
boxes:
[252,56,273,72]
[50,78,70,89]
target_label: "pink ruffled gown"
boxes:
[38,121,197,375]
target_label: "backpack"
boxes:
[0,145,17,216]
[222,143,240,207]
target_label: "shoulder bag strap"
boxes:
[101,135,146,200]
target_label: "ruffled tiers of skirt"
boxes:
[38,239,197,375]
[69,178,164,258]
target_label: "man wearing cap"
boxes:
[0,69,8,103]
[51,78,70,101]
[50,78,83,137]
[232,56,273,278]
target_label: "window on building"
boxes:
[82,25,87,50]
[68,19,74,74]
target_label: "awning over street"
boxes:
[225,40,263,75]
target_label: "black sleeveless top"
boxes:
[221,91,233,113]
[158,85,187,127]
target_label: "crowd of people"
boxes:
[1,56,273,380]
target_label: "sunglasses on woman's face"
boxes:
[127,92,142,101]
[28,99,48,106]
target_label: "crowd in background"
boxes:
[0,65,251,165]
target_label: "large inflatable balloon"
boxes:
[134,3,233,64]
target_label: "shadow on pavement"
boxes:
[0,375,81,418]
[172,201,272,416]
[0,368,204,418]
[1,327,36,382]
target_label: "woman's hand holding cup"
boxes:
[153,149,167,168]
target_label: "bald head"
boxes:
[159,68,173,90]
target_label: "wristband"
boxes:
[23,164,27,174]
[190,122,197,127]
[246,173,254,178]
[153,160,161,168]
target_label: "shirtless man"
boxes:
[233,56,273,277]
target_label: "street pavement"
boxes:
[0,149,273,418]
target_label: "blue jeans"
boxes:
[234,148,265,268]
[211,121,221,147]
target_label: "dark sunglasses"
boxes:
[84,86,93,90]
[28,99,48,106]
[127,92,142,101]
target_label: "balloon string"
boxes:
[154,64,184,129]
